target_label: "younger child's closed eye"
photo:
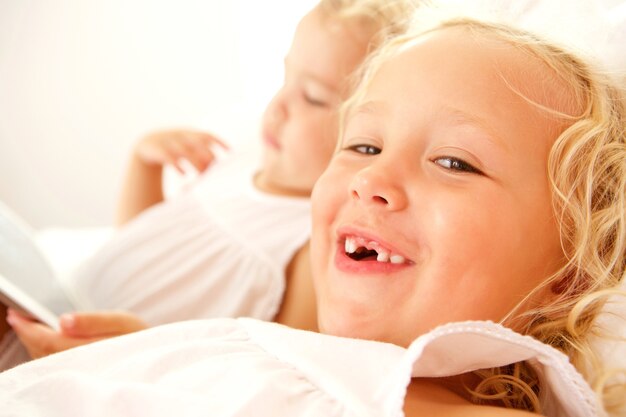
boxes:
[302,91,330,107]
[433,157,483,174]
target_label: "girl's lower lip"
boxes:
[334,244,410,274]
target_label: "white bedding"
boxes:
[0,319,603,417]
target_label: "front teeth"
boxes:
[389,255,405,264]
[345,238,358,254]
[344,236,406,264]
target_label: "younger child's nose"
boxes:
[265,90,289,126]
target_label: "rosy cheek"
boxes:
[314,196,339,230]
[312,183,335,231]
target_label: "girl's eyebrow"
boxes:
[441,106,508,152]
[347,101,508,153]
[348,100,388,118]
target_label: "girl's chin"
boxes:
[318,308,385,340]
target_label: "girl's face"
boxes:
[311,28,576,347]
[258,7,370,196]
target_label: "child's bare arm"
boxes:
[116,129,229,226]
[274,242,318,332]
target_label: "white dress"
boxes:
[66,151,311,326]
[0,319,602,417]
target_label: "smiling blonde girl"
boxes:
[311,4,626,415]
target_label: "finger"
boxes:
[60,311,147,337]
[161,142,189,174]
[143,148,184,174]
[6,308,38,324]
[185,131,230,151]
[173,137,216,173]
[166,155,186,175]
[6,307,27,318]
[7,311,63,358]
[136,144,184,174]
[179,148,213,173]
[199,132,230,150]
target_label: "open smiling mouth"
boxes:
[344,236,408,264]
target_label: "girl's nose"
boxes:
[349,164,408,211]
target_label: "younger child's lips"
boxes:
[263,132,280,150]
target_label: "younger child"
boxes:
[0,1,624,416]
[2,1,413,361]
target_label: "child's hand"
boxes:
[6,309,148,359]
[135,129,230,174]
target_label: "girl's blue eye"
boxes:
[434,157,483,174]
[347,144,381,155]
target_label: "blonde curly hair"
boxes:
[319,0,415,41]
[339,8,626,416]
[318,0,417,73]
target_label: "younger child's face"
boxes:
[258,7,371,195]
[311,27,578,347]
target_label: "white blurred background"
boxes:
[0,0,317,228]
[2,0,625,230]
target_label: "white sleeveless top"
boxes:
[0,319,602,417]
[67,152,311,325]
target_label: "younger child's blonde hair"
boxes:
[339,5,626,416]
[318,0,417,59]
[314,0,419,121]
